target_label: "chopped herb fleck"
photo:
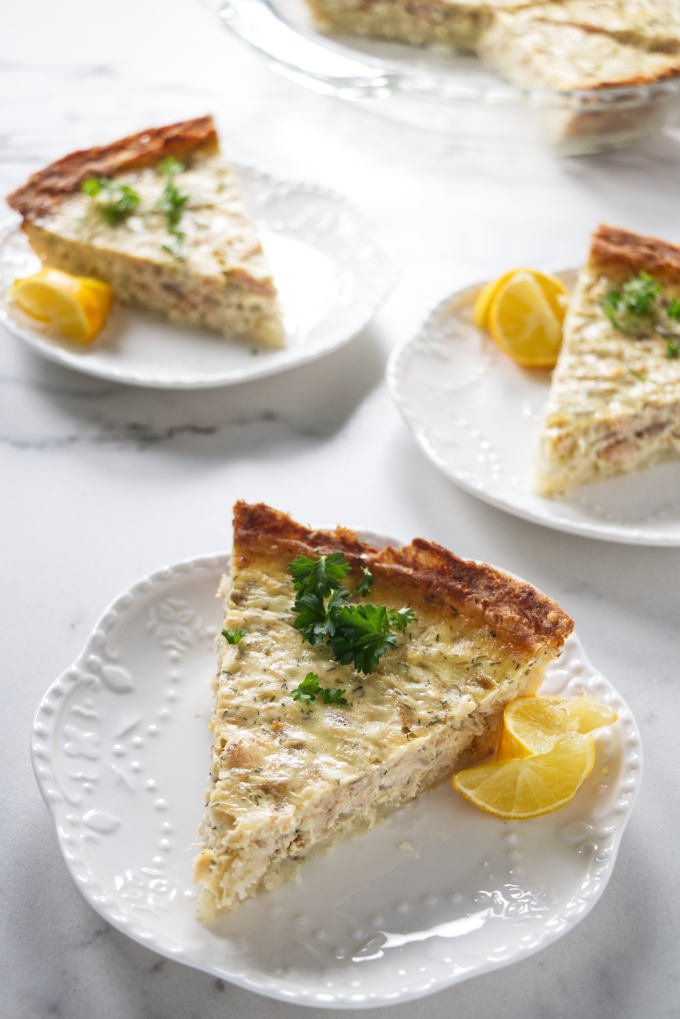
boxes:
[628,366,648,381]
[667,337,680,359]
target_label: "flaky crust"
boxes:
[232,502,573,655]
[6,115,218,219]
[589,223,680,282]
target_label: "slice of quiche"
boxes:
[477,10,680,91]
[194,501,573,919]
[303,0,522,53]
[536,225,680,497]
[521,0,680,54]
[303,0,680,92]
[5,116,285,347]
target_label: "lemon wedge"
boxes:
[499,694,618,758]
[10,268,113,343]
[453,733,595,819]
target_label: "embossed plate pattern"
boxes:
[0,164,392,388]
[32,550,641,1008]
[388,275,680,545]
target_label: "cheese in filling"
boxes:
[194,538,564,919]
[536,263,680,497]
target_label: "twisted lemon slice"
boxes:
[10,267,113,343]
[453,733,595,819]
[499,694,618,758]
[474,268,568,368]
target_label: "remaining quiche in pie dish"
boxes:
[5,116,285,347]
[536,225,680,497]
[304,0,680,92]
[194,501,573,919]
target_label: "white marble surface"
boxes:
[2,2,680,1016]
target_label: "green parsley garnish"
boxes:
[157,157,189,260]
[288,552,414,675]
[221,627,248,644]
[628,367,648,381]
[326,604,399,674]
[355,567,374,596]
[602,272,661,336]
[292,672,348,706]
[602,273,680,360]
[289,552,351,599]
[81,175,140,225]
[161,233,186,262]
[388,607,416,631]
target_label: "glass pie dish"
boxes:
[217,0,680,154]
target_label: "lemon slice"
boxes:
[488,270,565,367]
[473,271,514,329]
[475,268,568,333]
[499,694,618,758]
[10,268,113,343]
[452,733,595,819]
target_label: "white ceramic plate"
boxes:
[0,164,392,388]
[388,273,680,545]
[31,547,641,1008]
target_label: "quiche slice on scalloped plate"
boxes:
[194,502,574,918]
[6,115,285,348]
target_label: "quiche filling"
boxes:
[536,225,680,496]
[194,502,573,919]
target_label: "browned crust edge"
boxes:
[589,223,680,281]
[232,502,574,654]
[6,115,218,219]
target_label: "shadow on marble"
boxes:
[5,322,387,454]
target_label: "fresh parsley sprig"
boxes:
[292,672,348,706]
[289,552,350,600]
[221,627,248,644]
[356,567,374,596]
[288,553,414,676]
[327,604,398,675]
[602,272,680,360]
[602,272,661,336]
[82,176,140,225]
[157,157,189,261]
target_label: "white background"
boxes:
[2,1,679,1016]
